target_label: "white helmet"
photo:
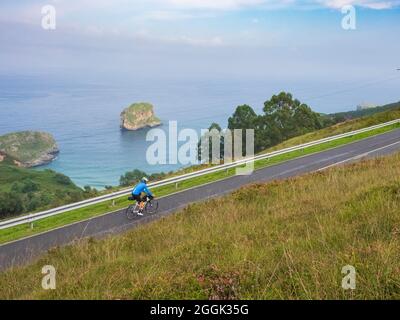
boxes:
[141,177,149,183]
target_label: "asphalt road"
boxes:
[1,129,400,271]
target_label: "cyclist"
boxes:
[129,177,154,215]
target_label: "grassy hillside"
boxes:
[0,165,93,219]
[263,105,400,153]
[0,166,75,193]
[1,152,399,299]
[0,104,398,241]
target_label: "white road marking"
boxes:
[269,152,350,178]
[316,140,400,172]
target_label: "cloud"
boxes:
[318,0,400,9]
[162,0,400,10]
[165,0,266,10]
[1,0,398,26]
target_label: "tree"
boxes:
[54,173,73,186]
[83,186,98,197]
[262,92,324,143]
[119,169,148,187]
[227,105,259,157]
[119,169,165,187]
[228,105,258,131]
[197,123,225,163]
[204,92,326,155]
[0,192,25,218]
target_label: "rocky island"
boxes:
[120,102,161,131]
[0,131,59,167]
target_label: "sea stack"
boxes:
[120,102,162,131]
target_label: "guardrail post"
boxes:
[175,182,178,189]
[30,222,34,230]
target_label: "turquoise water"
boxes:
[1,75,398,188]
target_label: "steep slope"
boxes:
[0,165,87,219]
[1,152,399,299]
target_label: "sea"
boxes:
[0,74,398,189]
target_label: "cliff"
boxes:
[0,131,59,167]
[120,103,161,131]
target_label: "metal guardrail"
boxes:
[1,118,399,230]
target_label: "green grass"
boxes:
[0,164,90,222]
[1,150,399,299]
[0,121,399,245]
[0,166,78,194]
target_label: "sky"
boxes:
[0,0,399,86]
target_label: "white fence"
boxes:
[0,118,399,230]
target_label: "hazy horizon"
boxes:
[1,1,399,84]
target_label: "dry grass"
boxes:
[1,153,400,299]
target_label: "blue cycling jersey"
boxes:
[132,182,153,197]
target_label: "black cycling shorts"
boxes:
[130,194,146,202]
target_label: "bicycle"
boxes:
[126,196,159,220]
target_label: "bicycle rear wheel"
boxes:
[145,200,159,215]
[126,204,139,220]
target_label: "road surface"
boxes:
[1,129,400,271]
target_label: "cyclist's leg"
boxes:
[132,195,141,208]
[131,194,144,215]
[138,195,147,212]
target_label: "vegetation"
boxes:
[204,92,328,154]
[205,94,400,156]
[262,104,400,153]
[0,121,398,245]
[1,152,399,299]
[0,131,58,167]
[197,123,225,163]
[0,95,399,242]
[0,165,97,219]
[120,102,161,130]
[119,169,166,187]
[326,101,400,123]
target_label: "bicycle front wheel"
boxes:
[145,200,159,215]
[126,204,139,220]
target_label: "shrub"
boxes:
[0,192,25,218]
[54,173,73,186]
[119,169,166,186]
